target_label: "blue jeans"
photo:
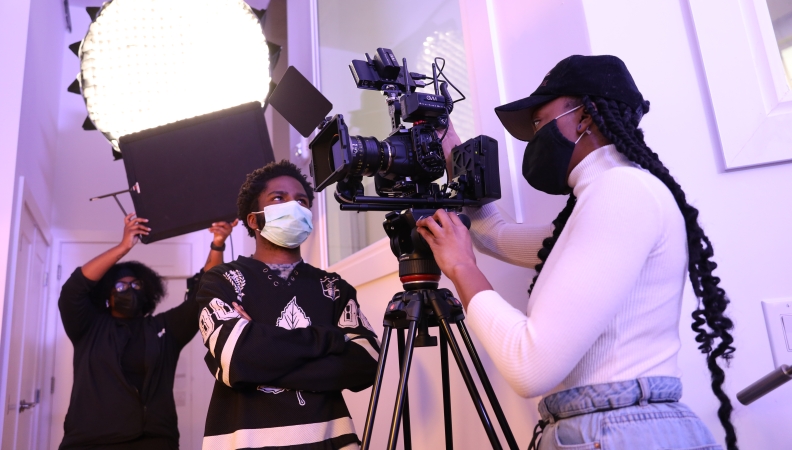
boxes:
[536,377,722,450]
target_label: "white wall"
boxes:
[16,0,65,225]
[580,1,792,448]
[0,0,33,368]
[0,0,65,443]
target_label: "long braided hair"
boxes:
[527,95,737,450]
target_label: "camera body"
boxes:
[309,47,500,211]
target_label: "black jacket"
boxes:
[58,268,200,449]
[197,257,380,449]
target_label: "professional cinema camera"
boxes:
[309,47,501,212]
[307,49,517,450]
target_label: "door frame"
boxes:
[0,176,53,446]
[46,230,205,449]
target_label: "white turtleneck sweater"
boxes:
[465,145,687,398]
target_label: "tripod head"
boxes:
[383,208,470,291]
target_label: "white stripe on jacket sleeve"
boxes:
[220,318,249,387]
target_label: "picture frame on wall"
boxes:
[689,0,792,170]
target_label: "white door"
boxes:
[2,206,50,450]
[49,240,212,449]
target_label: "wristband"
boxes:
[210,241,226,252]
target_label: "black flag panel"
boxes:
[118,102,275,243]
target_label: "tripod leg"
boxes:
[440,331,453,450]
[361,326,392,450]
[387,321,418,450]
[457,321,519,450]
[438,319,503,450]
[397,329,413,450]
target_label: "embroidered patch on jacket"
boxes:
[358,308,375,333]
[276,297,311,329]
[338,300,359,328]
[222,269,246,302]
[320,276,340,301]
[199,309,214,342]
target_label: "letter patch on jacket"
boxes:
[199,298,242,342]
[338,300,359,328]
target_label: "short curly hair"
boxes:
[90,261,166,316]
[237,160,315,237]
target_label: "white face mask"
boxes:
[253,201,313,249]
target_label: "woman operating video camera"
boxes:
[417,55,736,450]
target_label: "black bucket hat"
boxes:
[494,55,645,141]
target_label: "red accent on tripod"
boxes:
[399,274,441,284]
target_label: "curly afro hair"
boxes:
[90,261,166,316]
[237,159,315,237]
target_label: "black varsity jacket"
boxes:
[57,268,200,449]
[196,256,380,450]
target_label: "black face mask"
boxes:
[113,289,142,318]
[522,104,589,195]
[522,119,577,195]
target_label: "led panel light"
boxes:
[79,0,270,150]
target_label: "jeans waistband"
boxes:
[538,377,682,423]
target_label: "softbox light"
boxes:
[120,102,274,244]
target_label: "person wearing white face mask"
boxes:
[196,160,380,450]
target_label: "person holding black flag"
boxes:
[417,55,736,450]
[58,214,235,449]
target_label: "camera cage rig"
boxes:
[309,47,501,213]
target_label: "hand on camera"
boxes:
[437,119,462,176]
[121,213,150,250]
[209,220,239,246]
[416,209,477,282]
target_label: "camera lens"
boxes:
[348,136,385,177]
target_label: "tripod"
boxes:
[360,210,518,450]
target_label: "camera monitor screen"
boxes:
[119,102,274,244]
[268,66,333,137]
